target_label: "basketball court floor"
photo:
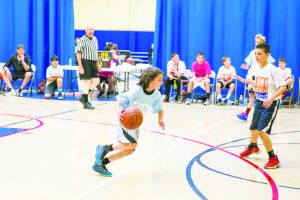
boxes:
[1,86,300,200]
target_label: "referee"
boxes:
[76,26,100,109]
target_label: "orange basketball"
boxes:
[121,107,143,130]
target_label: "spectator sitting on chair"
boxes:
[1,44,32,96]
[163,52,188,102]
[182,52,211,105]
[216,56,236,106]
[44,55,64,100]
[96,70,114,98]
[277,58,294,100]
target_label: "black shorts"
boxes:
[250,99,280,134]
[217,80,234,89]
[100,76,114,84]
[11,71,32,81]
[80,59,99,80]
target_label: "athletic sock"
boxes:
[268,150,275,158]
[102,158,110,165]
[249,143,257,148]
[245,107,251,114]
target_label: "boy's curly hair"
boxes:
[137,67,164,89]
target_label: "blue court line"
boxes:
[186,131,300,199]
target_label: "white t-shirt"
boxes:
[245,49,275,79]
[46,65,64,86]
[278,67,292,80]
[250,63,285,101]
[166,60,187,77]
[217,65,236,81]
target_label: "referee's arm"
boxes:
[76,51,84,74]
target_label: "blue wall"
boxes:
[0,0,75,87]
[154,0,300,100]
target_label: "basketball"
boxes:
[121,107,143,130]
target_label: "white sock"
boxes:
[226,93,231,100]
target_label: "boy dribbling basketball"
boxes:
[92,67,165,176]
[236,43,286,169]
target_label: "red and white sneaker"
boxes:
[264,155,280,169]
[240,146,261,157]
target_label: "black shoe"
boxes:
[79,96,85,105]
[174,96,179,101]
[84,102,95,110]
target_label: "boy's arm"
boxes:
[158,110,165,130]
[263,86,286,108]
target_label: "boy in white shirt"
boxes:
[163,52,188,102]
[44,55,64,100]
[236,43,286,169]
[216,56,236,105]
[277,58,293,100]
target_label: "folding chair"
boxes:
[1,64,37,95]
[286,74,295,108]
[27,64,37,95]
[0,63,4,95]
[217,77,238,105]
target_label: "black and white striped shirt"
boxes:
[77,35,99,61]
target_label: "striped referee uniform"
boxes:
[77,34,99,80]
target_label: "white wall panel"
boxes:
[74,0,156,31]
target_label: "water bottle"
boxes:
[239,95,244,106]
[68,58,72,66]
[244,97,248,106]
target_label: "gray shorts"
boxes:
[45,81,58,96]
[116,122,139,144]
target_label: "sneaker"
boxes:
[236,112,248,121]
[84,102,95,110]
[79,96,85,104]
[178,96,184,104]
[17,89,23,97]
[240,146,261,157]
[185,98,191,105]
[106,91,112,98]
[223,99,228,106]
[57,93,63,100]
[97,90,105,98]
[217,98,223,106]
[92,162,112,177]
[174,96,179,101]
[204,99,210,106]
[264,155,280,169]
[4,89,16,96]
[95,145,104,164]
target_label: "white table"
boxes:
[61,63,150,93]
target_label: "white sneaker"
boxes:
[17,90,23,97]
[4,89,16,96]
[185,98,191,105]
[204,99,210,106]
